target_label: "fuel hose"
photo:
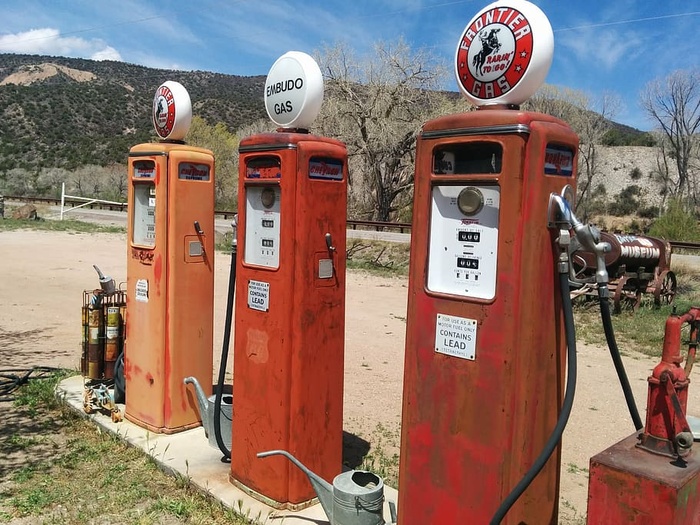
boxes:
[598,286,643,431]
[0,366,62,400]
[490,269,577,524]
[213,232,236,460]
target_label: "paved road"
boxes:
[14,204,700,266]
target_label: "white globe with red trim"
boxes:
[264,51,324,129]
[454,0,554,106]
[152,80,192,141]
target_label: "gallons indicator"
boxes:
[459,231,481,243]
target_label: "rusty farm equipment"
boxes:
[570,231,677,313]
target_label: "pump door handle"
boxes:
[194,221,204,236]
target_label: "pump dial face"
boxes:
[260,187,276,209]
[458,187,484,216]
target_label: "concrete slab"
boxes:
[57,375,398,525]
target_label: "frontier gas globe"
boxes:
[455,0,553,106]
[152,81,193,141]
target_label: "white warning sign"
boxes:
[135,279,149,303]
[248,280,270,312]
[435,313,477,360]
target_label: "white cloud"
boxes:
[558,27,642,71]
[0,28,123,61]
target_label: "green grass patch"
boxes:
[346,239,411,277]
[573,264,700,357]
[359,422,401,488]
[0,371,258,524]
[12,368,74,414]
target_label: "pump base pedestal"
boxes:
[228,475,317,511]
[123,413,201,435]
[587,432,700,524]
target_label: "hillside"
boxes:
[0,53,657,197]
[0,54,267,170]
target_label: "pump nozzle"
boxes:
[547,193,610,287]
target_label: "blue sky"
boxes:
[1,0,698,131]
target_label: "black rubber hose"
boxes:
[490,270,578,524]
[0,366,63,399]
[598,288,644,431]
[213,243,236,460]
[113,351,125,404]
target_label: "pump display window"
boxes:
[433,142,503,174]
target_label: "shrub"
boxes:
[629,167,642,180]
[648,199,700,241]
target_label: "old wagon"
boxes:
[570,232,676,312]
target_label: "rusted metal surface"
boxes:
[587,432,700,524]
[638,309,700,458]
[124,142,215,434]
[571,232,677,312]
[81,289,126,380]
[230,132,348,509]
[398,109,578,524]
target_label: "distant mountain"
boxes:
[0,53,653,173]
[0,54,267,171]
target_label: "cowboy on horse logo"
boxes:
[456,5,534,101]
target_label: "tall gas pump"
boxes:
[398,1,578,523]
[124,81,215,434]
[229,52,348,510]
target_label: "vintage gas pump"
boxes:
[229,52,348,510]
[397,2,579,523]
[587,307,700,523]
[124,81,215,434]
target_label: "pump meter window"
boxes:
[433,143,502,174]
[244,157,281,269]
[132,160,156,247]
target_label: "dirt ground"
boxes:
[2,229,700,523]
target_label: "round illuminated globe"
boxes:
[264,51,324,129]
[153,81,192,141]
[454,0,554,107]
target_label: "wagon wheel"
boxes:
[654,270,677,307]
[612,276,627,314]
[613,275,642,314]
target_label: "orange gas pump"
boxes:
[229,52,348,510]
[398,2,579,523]
[124,81,215,434]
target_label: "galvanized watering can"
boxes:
[183,376,232,450]
[257,449,396,525]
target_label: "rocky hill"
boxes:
[0,54,267,171]
[0,53,662,210]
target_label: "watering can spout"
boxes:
[257,450,334,522]
[183,376,210,434]
[92,264,116,294]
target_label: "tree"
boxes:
[524,85,619,220]
[315,39,457,221]
[186,116,239,209]
[640,68,700,205]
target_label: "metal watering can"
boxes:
[183,376,232,450]
[93,264,116,295]
[257,449,396,525]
